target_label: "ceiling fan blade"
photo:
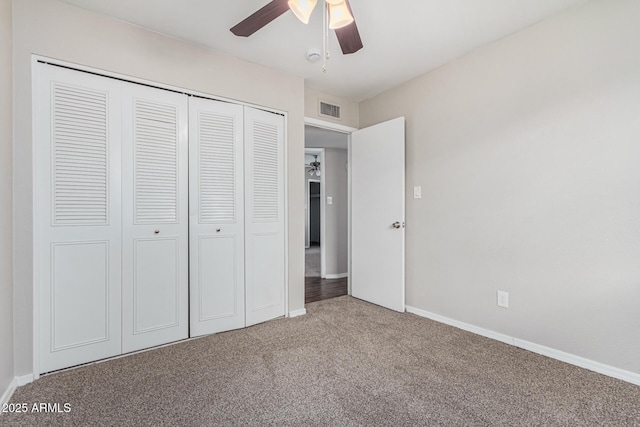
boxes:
[230,0,291,37]
[334,0,363,54]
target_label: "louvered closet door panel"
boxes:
[244,107,286,327]
[36,64,122,373]
[189,98,245,337]
[122,83,189,353]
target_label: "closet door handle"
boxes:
[216,228,221,233]
[154,229,160,234]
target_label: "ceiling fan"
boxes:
[306,155,322,176]
[230,0,363,55]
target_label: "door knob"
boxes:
[154,229,160,234]
[392,222,401,229]
[216,228,221,232]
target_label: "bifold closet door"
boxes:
[121,83,189,353]
[37,64,287,373]
[244,107,286,326]
[189,98,246,336]
[37,65,123,373]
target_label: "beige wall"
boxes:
[360,0,640,373]
[324,149,348,275]
[0,0,14,395]
[13,0,305,376]
[305,87,359,129]
[304,149,348,276]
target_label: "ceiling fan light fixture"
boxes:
[328,1,354,29]
[288,0,318,24]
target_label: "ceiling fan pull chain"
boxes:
[322,1,328,73]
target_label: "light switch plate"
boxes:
[413,186,422,199]
[327,196,333,205]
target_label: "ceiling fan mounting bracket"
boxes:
[307,48,322,62]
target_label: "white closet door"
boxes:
[189,98,245,337]
[36,65,122,373]
[121,84,189,353]
[244,107,286,326]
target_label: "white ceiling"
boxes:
[60,0,589,102]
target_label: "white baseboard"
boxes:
[0,373,36,409]
[289,308,307,318]
[324,273,348,279]
[406,306,514,345]
[0,377,17,407]
[16,374,34,386]
[406,305,640,387]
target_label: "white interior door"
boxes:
[244,106,286,326]
[189,98,246,336]
[37,64,123,373]
[351,117,405,312]
[121,83,189,353]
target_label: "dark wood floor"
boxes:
[305,276,348,304]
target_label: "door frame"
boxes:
[304,118,357,293]
[32,55,290,378]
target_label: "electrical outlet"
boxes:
[497,291,509,308]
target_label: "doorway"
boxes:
[303,116,406,312]
[304,128,349,303]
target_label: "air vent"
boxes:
[319,100,341,120]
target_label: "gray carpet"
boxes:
[305,246,320,277]
[5,296,640,426]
